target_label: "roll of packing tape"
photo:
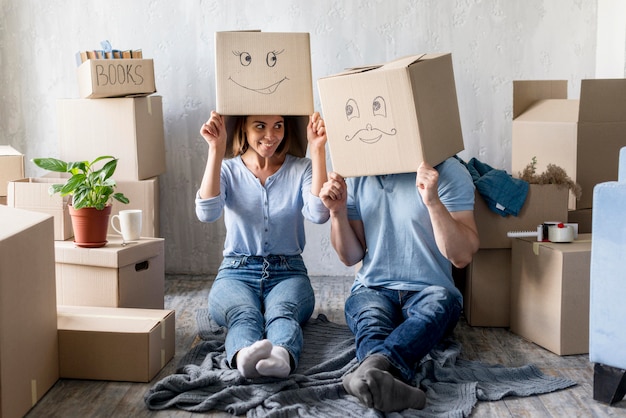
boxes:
[548,225,574,243]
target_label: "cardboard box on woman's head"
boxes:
[318,53,465,177]
[215,31,313,158]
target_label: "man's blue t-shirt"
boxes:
[346,157,475,302]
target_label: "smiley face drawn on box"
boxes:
[215,31,314,116]
[343,95,397,144]
[228,48,287,95]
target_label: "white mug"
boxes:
[110,209,142,241]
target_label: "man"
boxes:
[319,158,479,412]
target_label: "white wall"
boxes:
[2,0,621,276]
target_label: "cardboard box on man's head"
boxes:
[215,31,313,158]
[318,53,464,177]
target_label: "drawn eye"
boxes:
[238,51,252,66]
[266,51,278,67]
[345,99,360,121]
[372,96,387,117]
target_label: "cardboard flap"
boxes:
[579,79,626,123]
[380,53,428,70]
[57,305,173,332]
[513,80,568,119]
[215,31,313,116]
[514,99,580,123]
[341,65,382,75]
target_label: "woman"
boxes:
[195,111,329,378]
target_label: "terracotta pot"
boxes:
[69,204,112,248]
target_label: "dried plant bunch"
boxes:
[518,157,582,199]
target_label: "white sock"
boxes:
[256,345,291,378]
[236,339,272,378]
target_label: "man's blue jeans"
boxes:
[344,285,462,382]
[208,255,315,370]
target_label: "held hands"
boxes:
[320,172,347,213]
[200,111,227,156]
[307,112,327,149]
[416,161,440,206]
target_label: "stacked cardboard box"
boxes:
[57,305,174,382]
[0,145,25,206]
[463,185,569,327]
[510,234,592,355]
[55,236,165,309]
[8,53,173,383]
[0,206,59,417]
[7,177,73,240]
[48,55,171,381]
[512,79,626,232]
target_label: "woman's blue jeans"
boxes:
[208,255,315,370]
[344,285,461,382]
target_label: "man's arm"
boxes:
[417,162,479,268]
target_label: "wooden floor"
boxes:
[26,275,626,418]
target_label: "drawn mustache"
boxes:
[345,125,397,143]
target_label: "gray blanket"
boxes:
[144,312,576,417]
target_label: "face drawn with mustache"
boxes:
[344,96,397,144]
[229,49,288,94]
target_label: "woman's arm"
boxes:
[307,112,328,197]
[320,172,366,266]
[198,111,227,199]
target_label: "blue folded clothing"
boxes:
[459,157,529,217]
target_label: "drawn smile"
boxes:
[229,76,288,95]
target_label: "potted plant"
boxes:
[32,155,129,248]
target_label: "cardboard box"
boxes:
[0,145,24,197]
[112,177,160,237]
[0,206,59,418]
[7,177,74,240]
[318,53,464,177]
[55,236,165,309]
[510,233,592,355]
[463,248,511,327]
[215,31,313,116]
[474,184,569,249]
[0,196,6,205]
[215,31,313,159]
[512,79,626,210]
[77,58,156,99]
[568,208,592,234]
[57,305,175,382]
[57,95,166,181]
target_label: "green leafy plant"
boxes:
[32,156,129,210]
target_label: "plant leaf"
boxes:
[113,192,130,204]
[100,159,118,181]
[32,158,67,172]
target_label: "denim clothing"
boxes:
[343,157,474,383]
[344,285,462,382]
[195,154,330,257]
[208,254,315,370]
